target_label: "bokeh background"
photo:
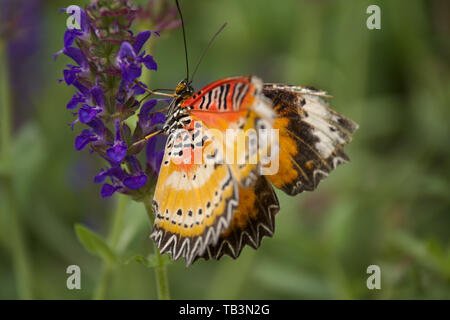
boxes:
[0,0,449,299]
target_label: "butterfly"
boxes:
[147,76,358,266]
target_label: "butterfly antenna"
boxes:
[176,0,190,81]
[189,22,227,84]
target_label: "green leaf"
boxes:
[74,224,117,266]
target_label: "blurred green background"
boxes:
[0,0,449,299]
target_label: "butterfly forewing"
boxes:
[263,84,358,195]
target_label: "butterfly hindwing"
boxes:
[263,84,358,195]
[198,175,279,261]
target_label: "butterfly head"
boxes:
[175,79,194,100]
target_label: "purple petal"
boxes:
[150,113,166,126]
[86,117,105,136]
[90,86,105,107]
[122,64,141,83]
[69,119,79,130]
[132,82,147,95]
[72,81,90,95]
[107,121,127,163]
[94,169,108,184]
[133,31,151,53]
[67,93,83,109]
[79,106,100,124]
[63,46,88,67]
[117,41,136,60]
[142,55,157,71]
[113,119,121,141]
[123,173,148,190]
[106,143,127,163]
[63,30,77,48]
[75,130,96,150]
[146,135,168,175]
[125,155,141,172]
[87,117,103,133]
[141,99,158,115]
[101,184,120,198]
[63,68,78,85]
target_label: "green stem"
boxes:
[143,198,170,300]
[93,194,128,300]
[0,39,33,299]
[93,264,111,300]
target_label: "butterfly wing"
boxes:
[197,175,279,261]
[263,84,359,195]
[151,122,239,266]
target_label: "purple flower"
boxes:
[67,93,85,109]
[57,1,179,198]
[77,86,105,123]
[123,174,147,190]
[60,48,89,86]
[79,105,102,124]
[62,46,88,67]
[94,155,148,198]
[116,31,157,84]
[106,120,128,163]
[123,156,148,190]
[138,99,169,132]
[90,86,105,107]
[101,184,121,198]
[74,117,105,151]
[132,81,148,96]
[94,162,127,198]
[95,164,127,184]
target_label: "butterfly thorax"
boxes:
[163,79,195,134]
